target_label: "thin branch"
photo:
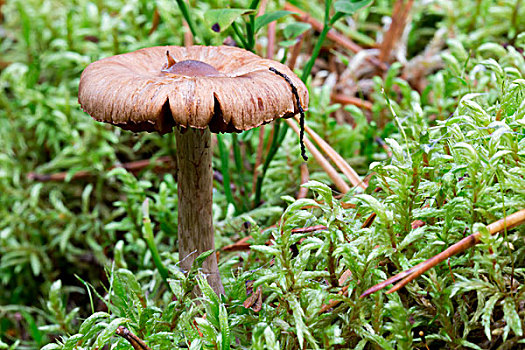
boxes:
[296,116,366,190]
[379,0,414,63]
[287,33,305,70]
[115,326,152,350]
[148,7,160,36]
[297,163,309,199]
[286,118,350,194]
[27,156,175,182]
[285,2,362,53]
[331,93,373,111]
[360,208,525,297]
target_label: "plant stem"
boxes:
[254,120,281,206]
[301,24,330,81]
[231,21,250,49]
[245,0,260,51]
[142,199,171,291]
[217,133,238,212]
[232,134,249,212]
[174,0,208,45]
[301,0,335,81]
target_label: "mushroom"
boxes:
[78,45,308,294]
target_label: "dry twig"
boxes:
[27,156,175,182]
[286,119,350,194]
[379,0,414,63]
[331,93,373,111]
[295,116,366,190]
[284,3,387,70]
[115,326,152,350]
[361,208,525,297]
[297,163,310,199]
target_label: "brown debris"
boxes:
[361,208,525,297]
[243,282,263,312]
[331,93,373,111]
[296,163,309,199]
[379,0,414,63]
[284,3,364,55]
[222,236,253,252]
[27,156,175,182]
[115,326,152,350]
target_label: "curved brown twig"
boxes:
[115,326,152,350]
[361,208,525,298]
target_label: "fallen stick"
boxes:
[297,163,310,199]
[331,93,373,111]
[286,118,350,194]
[115,326,152,350]
[360,208,525,297]
[27,156,174,182]
[295,116,367,190]
[378,0,414,63]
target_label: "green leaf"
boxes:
[478,43,507,58]
[253,273,279,288]
[95,318,128,348]
[47,280,64,315]
[384,138,404,161]
[219,304,230,350]
[283,22,311,39]
[63,334,85,349]
[356,194,389,224]
[197,276,220,328]
[254,11,294,33]
[398,226,426,251]
[302,180,333,206]
[116,269,142,293]
[447,39,468,62]
[189,338,203,350]
[334,0,373,15]
[78,312,110,335]
[204,9,254,32]
[263,326,279,349]
[29,253,41,276]
[482,294,501,340]
[503,298,523,337]
[21,311,42,346]
[283,198,319,218]
[456,339,483,350]
[250,245,280,256]
[454,142,479,164]
[190,250,215,275]
[288,296,317,349]
[360,325,395,350]
[441,52,462,76]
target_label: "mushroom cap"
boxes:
[78,45,309,134]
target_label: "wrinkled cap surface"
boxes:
[78,45,309,134]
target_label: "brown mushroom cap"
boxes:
[78,45,308,134]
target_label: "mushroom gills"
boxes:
[208,93,240,133]
[157,98,176,134]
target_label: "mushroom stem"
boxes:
[175,127,224,295]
